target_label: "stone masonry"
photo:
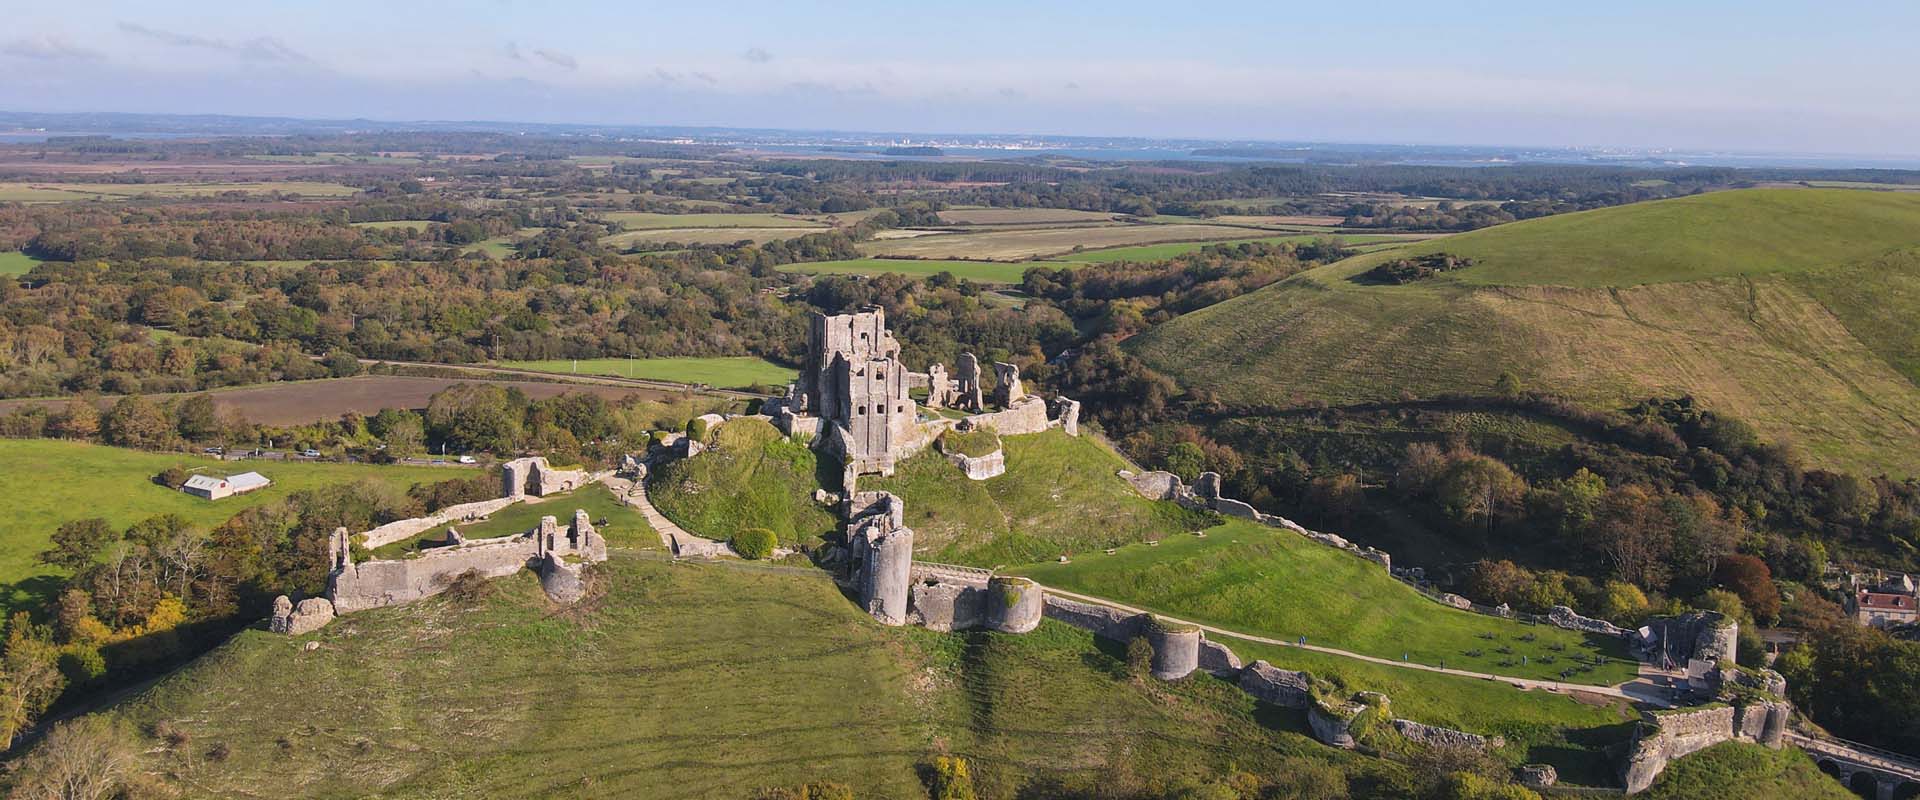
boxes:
[327,508,607,614]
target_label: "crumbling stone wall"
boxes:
[1548,605,1631,638]
[1391,718,1503,750]
[991,362,1026,407]
[1620,701,1791,793]
[964,395,1051,436]
[911,580,986,632]
[501,457,592,498]
[361,496,522,550]
[1637,611,1740,666]
[945,447,1005,480]
[328,509,607,613]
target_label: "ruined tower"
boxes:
[791,306,918,475]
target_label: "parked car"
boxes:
[457,455,477,464]
[301,449,322,458]
[203,446,224,455]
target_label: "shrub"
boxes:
[1125,635,1155,675]
[686,416,711,443]
[927,755,978,800]
[442,569,496,605]
[155,465,189,489]
[731,527,778,560]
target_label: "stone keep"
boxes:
[791,307,918,475]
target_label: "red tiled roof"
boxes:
[1860,591,1916,611]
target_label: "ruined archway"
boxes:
[1892,780,1920,800]
[1848,771,1879,799]
[1820,759,1844,781]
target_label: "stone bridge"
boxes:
[1791,733,1920,800]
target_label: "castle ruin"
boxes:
[772,306,1079,483]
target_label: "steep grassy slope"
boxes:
[102,556,1398,798]
[648,419,839,548]
[1012,519,1637,685]
[1132,189,1920,476]
[866,429,1216,566]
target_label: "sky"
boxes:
[4,1,1917,156]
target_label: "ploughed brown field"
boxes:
[0,375,679,426]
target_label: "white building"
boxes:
[182,471,273,501]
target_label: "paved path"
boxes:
[1039,584,1672,706]
[601,475,734,558]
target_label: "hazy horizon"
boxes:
[6,1,1918,158]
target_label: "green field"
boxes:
[600,211,829,229]
[0,439,454,612]
[1329,188,1920,288]
[1012,518,1637,686]
[1050,234,1423,264]
[498,356,795,388]
[860,223,1263,261]
[1132,188,1920,476]
[648,419,839,548]
[0,251,44,275]
[90,555,1401,798]
[779,258,1037,283]
[367,483,657,559]
[867,429,1218,566]
[0,181,359,203]
[350,220,430,231]
[602,227,827,248]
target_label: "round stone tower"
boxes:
[859,523,915,626]
[986,576,1043,633]
[1145,615,1202,680]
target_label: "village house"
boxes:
[181,471,272,501]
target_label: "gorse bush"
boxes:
[732,528,778,560]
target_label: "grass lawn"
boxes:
[1010,518,1639,686]
[1050,234,1421,264]
[778,258,1038,284]
[498,356,796,389]
[367,483,657,559]
[1638,741,1855,800]
[600,211,829,229]
[867,429,1217,566]
[0,251,45,275]
[647,419,839,548]
[96,556,1397,798]
[1226,638,1636,786]
[0,439,454,613]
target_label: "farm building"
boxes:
[182,471,273,501]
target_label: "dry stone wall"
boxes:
[328,507,607,614]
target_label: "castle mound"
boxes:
[1131,189,1920,476]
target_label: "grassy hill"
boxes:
[1131,189,1920,476]
[865,429,1216,566]
[647,418,839,548]
[97,555,1402,798]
